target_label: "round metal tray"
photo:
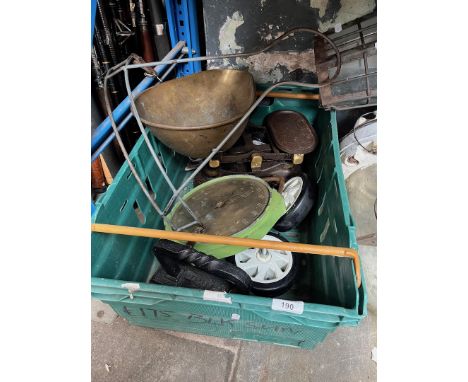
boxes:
[165,175,286,258]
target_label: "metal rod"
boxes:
[175,220,202,232]
[91,223,362,288]
[121,27,342,84]
[96,0,120,66]
[363,52,371,105]
[327,92,377,104]
[331,103,377,111]
[121,58,203,228]
[357,21,372,108]
[333,31,377,50]
[318,43,376,68]
[328,23,376,43]
[329,72,376,86]
[92,112,132,163]
[103,56,176,230]
[91,55,181,162]
[91,41,186,152]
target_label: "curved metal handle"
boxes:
[108,27,342,84]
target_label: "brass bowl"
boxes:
[134,69,255,158]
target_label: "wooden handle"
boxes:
[92,223,361,287]
[256,90,320,100]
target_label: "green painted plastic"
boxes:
[91,96,367,349]
[165,175,286,258]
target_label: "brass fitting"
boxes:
[293,154,304,165]
[251,154,263,169]
[209,159,220,168]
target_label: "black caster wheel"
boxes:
[275,172,317,232]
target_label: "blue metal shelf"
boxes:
[165,0,201,77]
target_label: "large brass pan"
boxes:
[134,69,255,158]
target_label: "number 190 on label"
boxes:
[271,299,304,314]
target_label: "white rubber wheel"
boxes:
[234,234,293,284]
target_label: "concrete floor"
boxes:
[91,302,376,382]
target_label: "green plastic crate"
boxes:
[91,96,367,349]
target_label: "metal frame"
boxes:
[316,13,377,110]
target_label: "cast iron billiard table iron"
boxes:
[92,26,363,289]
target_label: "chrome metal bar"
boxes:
[175,220,202,232]
[122,56,203,229]
[103,56,177,230]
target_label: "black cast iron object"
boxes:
[266,110,319,154]
[154,240,252,292]
[193,163,302,187]
[151,259,233,292]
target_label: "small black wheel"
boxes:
[234,232,299,297]
[274,172,317,232]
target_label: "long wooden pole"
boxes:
[92,223,361,287]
